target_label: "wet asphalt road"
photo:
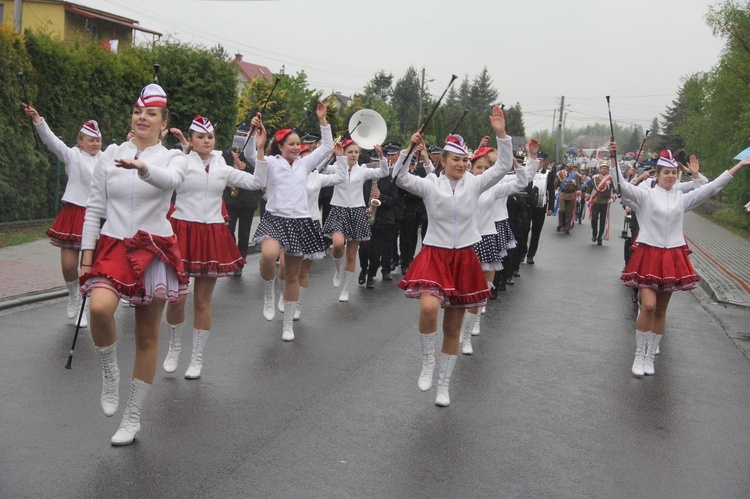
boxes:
[2,221,750,498]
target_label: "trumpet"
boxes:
[367,178,381,225]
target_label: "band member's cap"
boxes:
[80,120,101,138]
[135,83,167,107]
[189,115,213,134]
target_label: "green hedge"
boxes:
[0,28,238,223]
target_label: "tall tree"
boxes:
[363,70,393,102]
[391,66,421,137]
[468,66,498,111]
[504,103,526,137]
[650,117,660,135]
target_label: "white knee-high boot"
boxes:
[471,312,481,336]
[643,333,662,376]
[418,332,437,391]
[96,342,120,417]
[278,286,285,313]
[631,330,648,378]
[295,287,305,320]
[111,378,150,446]
[339,271,355,302]
[461,313,478,355]
[282,302,297,342]
[66,280,81,319]
[435,353,458,407]
[185,328,210,379]
[263,278,275,321]
[162,322,184,373]
[332,258,343,287]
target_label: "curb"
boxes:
[0,288,67,312]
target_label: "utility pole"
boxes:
[554,96,565,163]
[552,109,557,135]
[418,66,426,126]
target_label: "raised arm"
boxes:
[24,105,77,165]
[242,112,262,166]
[683,160,750,211]
[302,100,333,172]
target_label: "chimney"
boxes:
[234,53,243,62]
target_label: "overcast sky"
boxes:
[80,0,728,134]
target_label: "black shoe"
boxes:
[382,272,393,282]
[506,278,514,285]
[564,229,570,235]
[592,235,597,243]
[489,288,498,300]
[400,265,409,275]
[556,226,562,232]
[358,268,367,285]
[597,240,602,246]
[513,270,520,277]
[526,257,534,264]
[233,268,243,277]
[366,276,374,289]
[498,281,507,291]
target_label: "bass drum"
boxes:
[532,171,549,209]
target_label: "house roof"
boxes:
[63,2,162,36]
[231,54,273,81]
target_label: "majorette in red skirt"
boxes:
[80,230,189,306]
[170,218,245,278]
[398,245,491,309]
[46,203,86,249]
[621,242,699,292]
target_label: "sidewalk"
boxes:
[1,213,749,310]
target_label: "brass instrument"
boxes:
[367,178,381,225]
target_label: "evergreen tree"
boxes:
[650,117,660,135]
[468,66,498,110]
[363,70,393,102]
[504,103,526,137]
[391,66,421,137]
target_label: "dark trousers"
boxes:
[359,227,390,277]
[399,211,421,269]
[591,203,608,241]
[226,205,255,261]
[526,208,546,259]
[513,229,529,271]
[558,197,575,229]
[386,223,401,274]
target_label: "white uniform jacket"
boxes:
[613,169,733,248]
[35,118,99,207]
[323,157,389,208]
[394,136,513,249]
[171,150,266,223]
[82,141,188,250]
[257,125,333,218]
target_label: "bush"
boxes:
[0,29,238,223]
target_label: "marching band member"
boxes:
[278,143,347,318]
[394,105,514,407]
[22,104,102,327]
[359,150,400,288]
[609,142,750,378]
[162,116,266,379]
[80,83,188,445]
[586,161,615,245]
[554,160,581,234]
[244,101,333,341]
[322,139,389,302]
[461,146,538,354]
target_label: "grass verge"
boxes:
[694,201,750,241]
